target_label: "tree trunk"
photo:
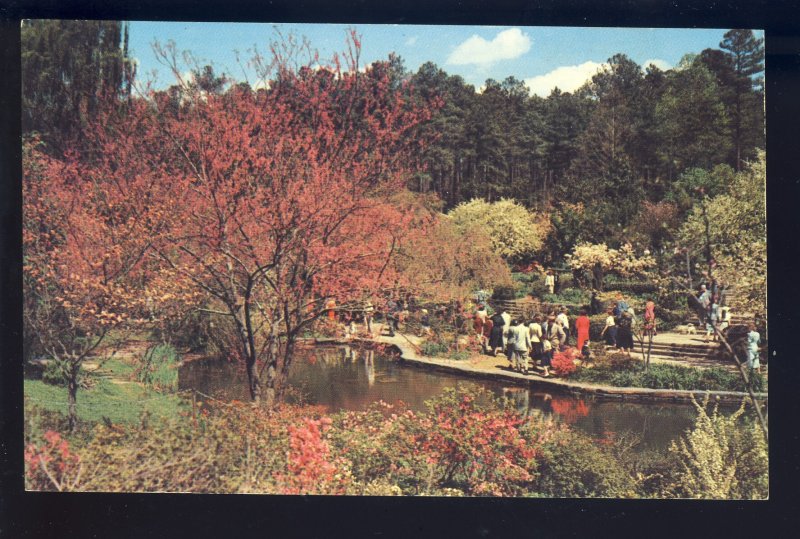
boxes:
[67,362,79,432]
[246,356,261,402]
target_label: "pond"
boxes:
[179,344,720,453]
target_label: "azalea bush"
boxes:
[25,430,83,491]
[551,347,579,376]
[23,385,768,498]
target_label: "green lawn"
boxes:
[24,356,186,425]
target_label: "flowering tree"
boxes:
[79,33,435,404]
[23,140,156,430]
[391,200,512,302]
[678,152,766,319]
[447,198,548,262]
[567,242,655,290]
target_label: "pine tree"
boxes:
[719,29,765,170]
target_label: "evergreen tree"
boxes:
[656,59,731,179]
[21,20,135,154]
[719,29,765,170]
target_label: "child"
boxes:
[581,340,592,363]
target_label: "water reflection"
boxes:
[180,345,707,452]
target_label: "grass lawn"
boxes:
[24,355,187,425]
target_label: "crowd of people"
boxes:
[324,274,762,376]
[473,303,593,377]
[694,276,761,373]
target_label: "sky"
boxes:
[127,23,764,96]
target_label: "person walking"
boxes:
[718,305,731,335]
[616,293,629,316]
[488,311,506,357]
[473,304,488,350]
[419,309,432,337]
[600,308,617,347]
[482,316,494,355]
[546,314,566,354]
[556,307,570,347]
[705,294,719,342]
[528,315,543,366]
[617,311,634,355]
[509,319,533,374]
[500,308,512,345]
[575,309,590,352]
[363,300,374,337]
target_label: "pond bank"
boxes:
[310,333,767,405]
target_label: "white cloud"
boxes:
[643,58,671,71]
[447,28,532,66]
[524,61,607,97]
[405,35,418,46]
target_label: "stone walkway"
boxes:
[356,324,766,403]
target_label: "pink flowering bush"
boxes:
[24,430,82,491]
[276,417,352,495]
[551,347,579,376]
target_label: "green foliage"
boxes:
[491,284,521,301]
[22,20,135,153]
[656,61,731,174]
[542,287,589,306]
[420,341,449,357]
[448,198,547,261]
[666,398,768,499]
[25,358,186,426]
[536,428,637,498]
[42,359,74,387]
[447,350,471,361]
[665,165,734,213]
[136,344,180,392]
[678,152,766,319]
[571,362,765,393]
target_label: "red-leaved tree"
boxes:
[23,138,156,430]
[81,32,436,403]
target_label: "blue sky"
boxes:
[127,23,763,96]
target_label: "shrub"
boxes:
[543,287,589,306]
[154,309,212,352]
[492,284,520,301]
[25,430,82,491]
[535,428,637,498]
[420,341,449,357]
[136,344,180,392]
[666,398,768,499]
[605,281,658,294]
[418,387,538,496]
[551,347,579,377]
[42,359,70,387]
[447,350,471,361]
